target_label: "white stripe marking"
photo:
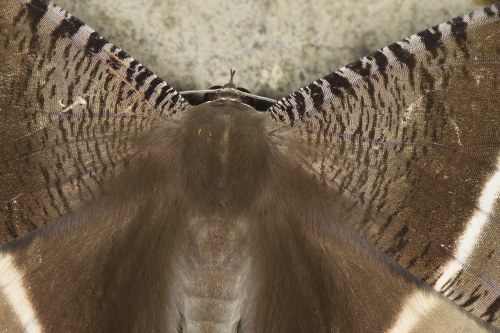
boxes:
[435,153,500,291]
[387,291,440,333]
[0,253,42,333]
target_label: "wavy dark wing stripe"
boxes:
[0,111,143,237]
[267,4,500,327]
[0,0,189,244]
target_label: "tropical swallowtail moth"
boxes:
[0,0,499,332]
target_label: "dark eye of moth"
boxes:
[202,85,223,102]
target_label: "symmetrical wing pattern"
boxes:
[268,4,500,326]
[0,0,499,332]
[0,0,188,244]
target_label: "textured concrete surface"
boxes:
[56,0,493,99]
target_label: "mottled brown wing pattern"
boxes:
[1,0,499,331]
[267,3,500,327]
[0,0,188,244]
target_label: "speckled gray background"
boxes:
[56,0,493,99]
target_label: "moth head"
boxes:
[179,69,276,110]
[202,69,256,107]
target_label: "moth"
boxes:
[0,0,499,332]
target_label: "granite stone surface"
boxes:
[55,0,492,99]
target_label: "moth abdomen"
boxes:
[175,216,251,333]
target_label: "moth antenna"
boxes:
[181,69,278,105]
[179,88,277,104]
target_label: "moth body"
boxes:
[0,0,499,332]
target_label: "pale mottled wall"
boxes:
[55,0,490,99]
